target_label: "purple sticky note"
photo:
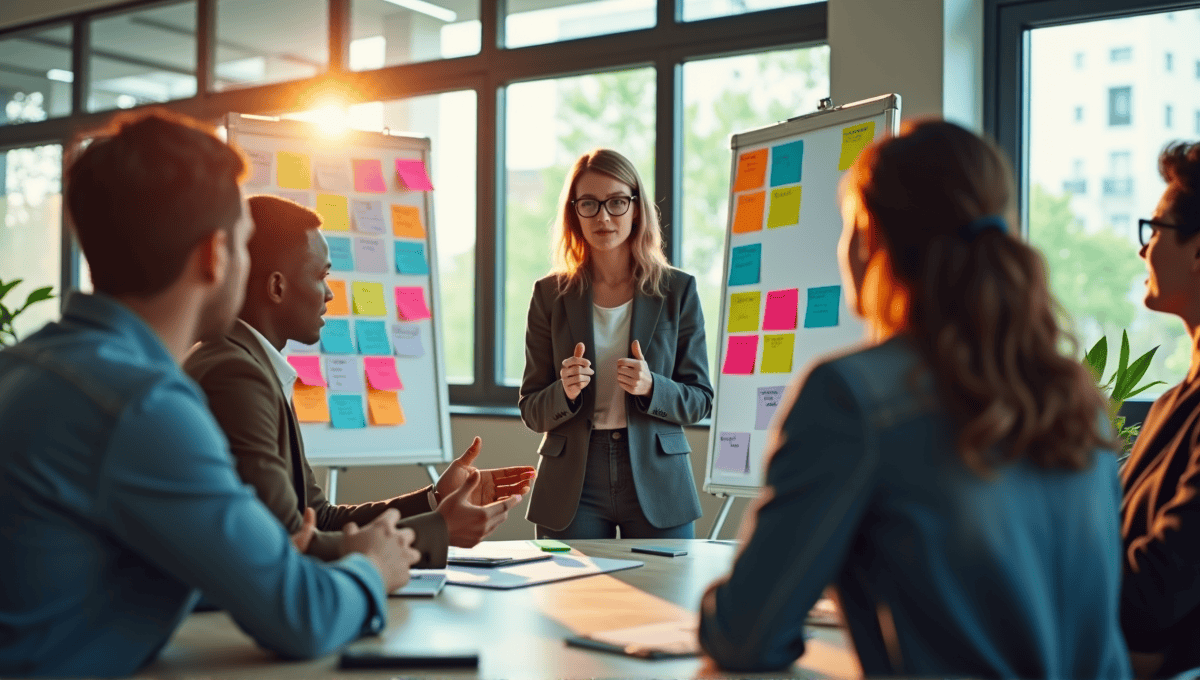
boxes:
[286,355,326,387]
[721,335,759,375]
[756,386,786,430]
[363,356,404,390]
[762,288,799,331]
[352,159,387,193]
[394,286,431,321]
[354,237,388,273]
[395,159,434,191]
[715,432,751,473]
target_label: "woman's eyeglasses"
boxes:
[1139,218,1189,247]
[572,195,637,218]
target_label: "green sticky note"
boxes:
[726,291,761,333]
[761,334,795,373]
[767,186,802,229]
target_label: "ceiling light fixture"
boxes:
[46,69,74,83]
[381,0,457,23]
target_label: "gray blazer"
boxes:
[519,268,713,531]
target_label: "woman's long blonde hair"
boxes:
[550,149,670,298]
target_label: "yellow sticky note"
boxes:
[367,388,405,425]
[316,194,350,231]
[293,383,330,422]
[767,187,802,229]
[391,205,426,238]
[733,191,765,233]
[352,281,387,316]
[838,120,877,171]
[727,291,761,333]
[761,333,795,373]
[733,149,768,192]
[325,280,349,316]
[276,151,312,190]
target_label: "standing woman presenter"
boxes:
[519,148,713,539]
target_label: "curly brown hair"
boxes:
[1158,141,1200,239]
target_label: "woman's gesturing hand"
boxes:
[617,340,653,397]
[561,342,594,401]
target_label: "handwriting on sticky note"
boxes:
[733,191,765,234]
[355,319,392,355]
[286,356,326,387]
[293,383,330,423]
[715,432,751,473]
[364,356,403,390]
[354,237,388,274]
[804,286,841,328]
[325,280,349,316]
[394,286,431,321]
[352,282,387,316]
[276,190,312,207]
[276,151,311,190]
[767,187,802,229]
[838,120,877,171]
[245,149,271,187]
[761,334,795,373]
[722,335,758,375]
[762,288,799,330]
[395,159,434,191]
[327,236,354,271]
[728,243,762,286]
[727,291,761,333]
[390,323,424,357]
[285,338,319,354]
[329,394,367,429]
[770,139,804,187]
[391,205,425,238]
[367,388,405,426]
[351,200,386,234]
[319,318,355,354]
[756,386,786,430]
[316,194,350,232]
[394,241,429,275]
[325,356,363,392]
[316,160,351,191]
[352,159,387,193]
[733,149,767,192]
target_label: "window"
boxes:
[1108,86,1131,126]
[1074,51,1084,68]
[349,0,481,69]
[1,144,62,339]
[1110,46,1132,62]
[1195,110,1200,134]
[1166,104,1173,128]
[89,2,197,111]
[504,1,655,49]
[214,0,327,90]
[682,0,821,22]
[1165,52,1174,72]
[0,26,73,126]
[1074,105,1083,122]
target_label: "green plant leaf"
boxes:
[1124,381,1169,400]
[0,279,21,303]
[0,302,10,326]
[21,286,54,308]
[1084,336,1108,382]
[1113,346,1159,403]
[1117,330,1131,386]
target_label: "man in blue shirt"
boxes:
[0,110,419,677]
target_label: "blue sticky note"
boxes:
[394,240,430,275]
[804,285,841,328]
[728,243,762,286]
[320,318,355,354]
[770,139,804,187]
[355,319,392,355]
[327,236,354,271]
[329,394,366,429]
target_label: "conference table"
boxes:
[140,539,856,679]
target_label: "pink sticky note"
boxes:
[762,288,799,331]
[722,335,759,375]
[363,356,404,390]
[395,159,434,191]
[286,355,327,387]
[352,159,387,193]
[394,286,431,321]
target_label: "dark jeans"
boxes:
[536,428,695,540]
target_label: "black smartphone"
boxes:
[631,545,688,557]
[339,642,478,669]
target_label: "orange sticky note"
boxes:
[276,151,312,190]
[733,149,768,192]
[325,280,349,316]
[315,194,350,231]
[391,205,425,238]
[292,383,330,422]
[732,191,765,233]
[367,387,405,426]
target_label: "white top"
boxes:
[240,319,298,401]
[591,300,633,430]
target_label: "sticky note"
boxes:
[715,432,751,473]
[316,160,351,191]
[390,323,424,357]
[733,149,767,192]
[727,291,761,333]
[286,356,326,387]
[761,334,795,373]
[391,205,425,238]
[276,190,312,207]
[351,200,386,234]
[327,236,354,271]
[804,286,841,328]
[728,243,761,286]
[293,383,330,423]
[722,335,758,375]
[767,187,802,229]
[319,318,355,354]
[762,288,799,330]
[316,194,350,232]
[838,120,877,171]
[285,338,319,354]
[394,241,429,275]
[732,191,765,234]
[364,356,403,390]
[395,286,431,321]
[395,159,434,191]
[325,279,349,316]
[770,139,804,187]
[352,158,387,193]
[352,282,387,316]
[756,386,786,430]
[329,394,367,429]
[367,388,405,426]
[245,149,271,186]
[354,237,388,274]
[325,356,363,392]
[355,319,392,356]
[276,151,311,190]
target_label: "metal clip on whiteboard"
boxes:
[817,97,833,111]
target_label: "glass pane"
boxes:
[215,0,327,91]
[350,0,481,70]
[1,144,62,342]
[1027,9,1197,400]
[505,0,655,49]
[680,47,829,371]
[89,2,197,112]
[503,67,656,383]
[682,0,820,22]
[0,26,73,126]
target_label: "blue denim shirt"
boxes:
[699,336,1130,678]
[0,293,387,677]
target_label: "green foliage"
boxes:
[0,278,55,346]
[1083,331,1167,456]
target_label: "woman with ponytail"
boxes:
[697,120,1129,677]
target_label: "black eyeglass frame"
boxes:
[571,195,638,218]
[1139,217,1195,247]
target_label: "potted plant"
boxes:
[0,278,55,347]
[1083,331,1167,459]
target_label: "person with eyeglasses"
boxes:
[517,148,713,540]
[1121,141,1200,679]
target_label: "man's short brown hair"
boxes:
[245,195,324,285]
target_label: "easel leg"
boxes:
[327,467,344,505]
[707,495,736,540]
[424,464,440,485]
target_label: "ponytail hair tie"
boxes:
[962,214,1008,241]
